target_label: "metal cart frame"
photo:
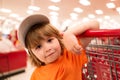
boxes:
[81,29,120,80]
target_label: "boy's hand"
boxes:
[62,32,83,54]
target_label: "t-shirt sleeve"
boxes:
[77,39,88,67]
[64,40,88,68]
[70,38,88,67]
[79,48,88,66]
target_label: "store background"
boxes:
[0,0,120,80]
[0,0,120,34]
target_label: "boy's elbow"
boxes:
[91,20,100,30]
[95,21,100,29]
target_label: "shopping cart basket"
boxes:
[81,29,120,80]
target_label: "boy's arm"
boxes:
[63,20,100,54]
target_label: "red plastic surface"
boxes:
[0,50,27,73]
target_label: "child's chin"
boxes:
[47,57,58,64]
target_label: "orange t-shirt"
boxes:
[30,45,88,80]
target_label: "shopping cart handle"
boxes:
[80,29,120,37]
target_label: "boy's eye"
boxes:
[36,45,41,49]
[48,38,53,42]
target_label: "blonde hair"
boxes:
[25,23,64,67]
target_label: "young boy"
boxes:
[18,14,99,80]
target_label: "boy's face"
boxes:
[31,36,61,64]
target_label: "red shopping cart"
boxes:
[81,29,120,80]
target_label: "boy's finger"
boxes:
[72,47,81,54]
[74,44,83,50]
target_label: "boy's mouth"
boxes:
[45,50,55,58]
[46,52,54,58]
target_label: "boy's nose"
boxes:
[46,48,51,52]
[44,43,51,52]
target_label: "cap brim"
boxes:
[18,14,50,47]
